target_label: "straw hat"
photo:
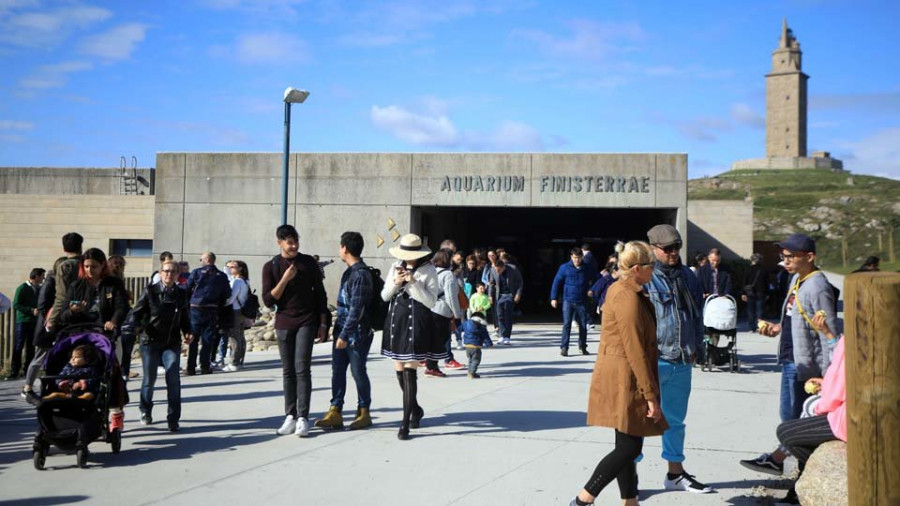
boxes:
[389,234,432,261]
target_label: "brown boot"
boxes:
[348,407,372,430]
[314,405,343,429]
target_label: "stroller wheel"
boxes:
[110,429,122,454]
[33,449,46,471]
[76,448,88,468]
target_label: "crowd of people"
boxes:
[0,223,871,505]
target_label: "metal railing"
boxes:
[0,276,149,372]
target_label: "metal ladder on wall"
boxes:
[120,156,139,195]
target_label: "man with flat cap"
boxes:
[643,224,713,494]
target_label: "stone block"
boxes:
[296,153,412,206]
[795,441,848,506]
[184,153,283,204]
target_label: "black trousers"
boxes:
[276,325,316,419]
[584,430,643,499]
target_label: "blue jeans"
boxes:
[496,294,515,339]
[561,301,588,349]
[658,359,692,463]
[330,329,374,410]
[140,343,181,423]
[746,295,765,331]
[189,308,218,371]
[11,321,36,376]
[780,361,807,422]
[120,330,136,380]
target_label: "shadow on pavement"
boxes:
[0,496,90,505]
[428,409,586,435]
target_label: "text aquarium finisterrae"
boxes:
[439,174,652,193]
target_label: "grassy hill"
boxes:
[689,168,900,273]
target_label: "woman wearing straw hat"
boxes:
[381,234,446,440]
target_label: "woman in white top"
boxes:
[223,260,249,372]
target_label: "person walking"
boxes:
[132,260,193,432]
[8,268,45,379]
[644,224,713,494]
[22,259,63,405]
[185,251,231,375]
[550,247,592,357]
[316,231,376,431]
[48,232,84,333]
[223,260,250,372]
[262,225,330,438]
[426,249,465,376]
[485,259,523,345]
[699,248,732,298]
[569,241,667,506]
[380,234,445,440]
[742,253,767,332]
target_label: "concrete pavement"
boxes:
[0,324,794,505]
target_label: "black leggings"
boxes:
[584,430,643,499]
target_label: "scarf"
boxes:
[655,260,700,319]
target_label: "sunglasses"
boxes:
[656,242,682,254]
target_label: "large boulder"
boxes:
[795,440,848,506]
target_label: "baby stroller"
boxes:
[701,295,740,372]
[32,325,122,470]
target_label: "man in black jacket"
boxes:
[132,260,193,431]
[699,248,732,298]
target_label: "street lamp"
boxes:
[282,87,310,225]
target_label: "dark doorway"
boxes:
[414,206,676,318]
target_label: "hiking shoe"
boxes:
[739,453,784,476]
[315,405,343,430]
[347,408,372,430]
[140,414,152,426]
[560,348,568,357]
[295,417,310,437]
[664,472,713,494]
[22,389,41,406]
[424,369,446,378]
[445,359,465,369]
[276,415,296,435]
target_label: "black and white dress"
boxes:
[380,261,448,362]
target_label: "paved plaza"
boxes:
[0,322,800,505]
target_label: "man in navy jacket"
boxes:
[550,247,592,356]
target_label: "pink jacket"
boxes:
[814,337,846,441]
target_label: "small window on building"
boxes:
[786,127,790,132]
[785,95,790,100]
[110,239,153,257]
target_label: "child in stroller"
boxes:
[43,344,101,402]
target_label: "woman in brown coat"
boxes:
[570,241,668,506]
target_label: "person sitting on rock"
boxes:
[44,344,101,401]
[773,312,846,505]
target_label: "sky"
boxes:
[1,0,899,179]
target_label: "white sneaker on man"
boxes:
[663,472,713,494]
[276,415,296,435]
[295,417,310,437]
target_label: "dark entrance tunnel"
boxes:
[414,206,677,318]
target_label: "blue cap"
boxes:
[776,233,816,254]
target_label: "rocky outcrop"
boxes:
[795,440,848,506]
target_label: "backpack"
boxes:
[365,266,387,332]
[241,290,260,320]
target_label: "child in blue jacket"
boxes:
[461,312,493,378]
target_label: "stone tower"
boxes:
[766,19,808,157]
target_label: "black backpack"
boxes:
[241,289,260,320]
[365,266,388,332]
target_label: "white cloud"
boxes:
[513,20,645,63]
[18,60,93,92]
[838,127,900,179]
[0,3,112,49]
[233,32,310,64]
[80,23,148,61]
[730,103,764,129]
[0,119,34,130]
[370,102,550,151]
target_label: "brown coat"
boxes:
[586,276,668,437]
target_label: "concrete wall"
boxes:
[687,200,754,260]
[0,167,154,195]
[0,194,155,298]
[156,152,688,301]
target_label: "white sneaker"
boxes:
[501,338,511,345]
[276,415,296,435]
[295,417,310,437]
[663,472,713,494]
[222,364,240,372]
[456,343,464,350]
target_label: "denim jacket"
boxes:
[645,265,704,362]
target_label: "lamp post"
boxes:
[281,87,310,225]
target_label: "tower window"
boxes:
[786,127,790,132]
[785,95,790,100]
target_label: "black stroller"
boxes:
[32,326,122,469]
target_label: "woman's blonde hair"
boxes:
[616,241,653,279]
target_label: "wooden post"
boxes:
[845,272,900,505]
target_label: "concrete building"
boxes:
[154,152,689,313]
[732,20,842,171]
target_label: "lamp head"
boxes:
[283,87,309,104]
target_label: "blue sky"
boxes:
[1,0,898,179]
